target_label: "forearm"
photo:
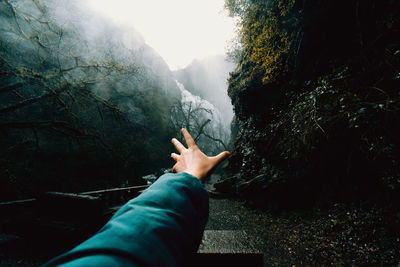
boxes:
[43,172,209,267]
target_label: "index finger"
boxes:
[171,138,185,153]
[181,128,196,148]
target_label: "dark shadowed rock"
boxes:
[213,176,237,194]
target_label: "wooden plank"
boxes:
[0,198,37,216]
[0,198,36,206]
[79,185,149,196]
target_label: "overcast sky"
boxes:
[86,0,235,70]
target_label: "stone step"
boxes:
[199,230,261,254]
[195,230,264,266]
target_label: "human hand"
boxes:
[171,128,230,182]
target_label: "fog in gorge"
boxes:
[174,55,235,124]
[0,0,233,200]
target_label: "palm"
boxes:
[171,128,230,181]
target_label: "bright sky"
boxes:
[85,0,235,70]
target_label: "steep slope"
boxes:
[173,55,235,123]
[0,0,181,200]
[224,0,400,207]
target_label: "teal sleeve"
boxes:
[42,172,209,267]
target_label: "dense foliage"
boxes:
[224,0,400,207]
[226,0,297,84]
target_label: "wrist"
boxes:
[184,170,203,182]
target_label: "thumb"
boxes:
[212,151,230,164]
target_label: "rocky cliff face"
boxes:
[224,0,400,209]
[0,0,181,200]
[173,55,235,123]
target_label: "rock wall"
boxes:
[224,0,400,209]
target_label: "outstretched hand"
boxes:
[171,128,230,182]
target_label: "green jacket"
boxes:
[43,172,209,267]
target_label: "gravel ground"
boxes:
[206,195,400,266]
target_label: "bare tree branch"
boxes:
[0,83,23,94]
[194,119,211,142]
[0,93,52,114]
[202,132,228,151]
